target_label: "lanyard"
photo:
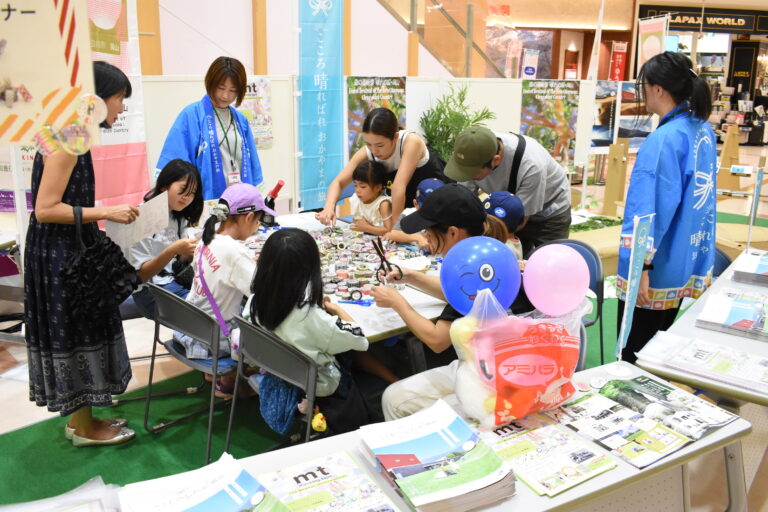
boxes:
[214,108,238,171]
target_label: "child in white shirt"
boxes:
[129,159,203,319]
[177,183,276,361]
[349,161,393,235]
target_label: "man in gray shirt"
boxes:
[444,126,571,257]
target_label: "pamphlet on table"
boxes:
[255,451,401,512]
[547,376,737,468]
[118,453,286,512]
[731,251,768,287]
[479,414,617,496]
[639,331,768,394]
[358,399,516,512]
[695,288,768,341]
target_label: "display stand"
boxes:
[600,138,629,217]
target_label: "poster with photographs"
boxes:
[0,145,33,212]
[593,81,618,147]
[347,77,406,158]
[521,80,580,168]
[238,78,273,149]
[618,82,653,150]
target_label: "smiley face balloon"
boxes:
[440,236,520,315]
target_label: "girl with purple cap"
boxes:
[175,183,275,371]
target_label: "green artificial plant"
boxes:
[419,85,496,162]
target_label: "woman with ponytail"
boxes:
[616,51,717,362]
[176,183,275,362]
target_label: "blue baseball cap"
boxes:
[415,178,445,208]
[483,191,525,232]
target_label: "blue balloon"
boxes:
[439,236,521,315]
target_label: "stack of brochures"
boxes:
[547,376,737,468]
[479,415,617,496]
[695,289,768,340]
[119,452,399,512]
[731,251,768,286]
[359,400,516,512]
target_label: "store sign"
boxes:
[639,5,768,35]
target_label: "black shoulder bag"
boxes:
[506,133,527,194]
[60,206,140,323]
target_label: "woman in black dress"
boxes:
[24,62,139,446]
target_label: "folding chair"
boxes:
[534,239,605,365]
[713,247,732,278]
[225,316,318,453]
[143,283,238,464]
[576,323,588,372]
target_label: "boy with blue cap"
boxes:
[382,178,445,248]
[483,191,525,261]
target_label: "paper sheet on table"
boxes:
[275,213,327,231]
[335,285,446,338]
[106,192,169,250]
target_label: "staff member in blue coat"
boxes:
[617,52,717,362]
[156,57,263,200]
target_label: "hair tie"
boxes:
[689,68,698,78]
[210,204,229,222]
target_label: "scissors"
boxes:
[372,237,403,284]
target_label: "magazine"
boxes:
[479,415,617,496]
[731,251,768,286]
[256,451,401,512]
[547,392,690,468]
[639,332,768,394]
[358,399,515,512]
[696,288,768,340]
[119,453,288,512]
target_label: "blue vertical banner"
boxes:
[616,213,654,358]
[298,0,345,210]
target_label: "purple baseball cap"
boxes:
[220,183,276,217]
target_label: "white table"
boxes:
[636,251,768,407]
[634,250,768,512]
[238,362,752,512]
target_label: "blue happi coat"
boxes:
[617,103,717,309]
[156,95,263,200]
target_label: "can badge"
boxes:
[33,125,60,156]
[76,94,107,127]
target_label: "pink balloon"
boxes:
[523,244,589,316]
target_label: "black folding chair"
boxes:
[225,316,318,452]
[143,283,237,464]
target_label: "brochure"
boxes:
[639,332,768,394]
[479,415,617,496]
[358,399,515,512]
[547,392,690,468]
[696,288,768,340]
[731,251,768,287]
[599,376,737,440]
[119,453,287,512]
[256,451,401,512]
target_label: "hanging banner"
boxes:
[521,49,539,78]
[298,0,344,211]
[637,16,668,75]
[0,0,95,145]
[89,0,149,209]
[521,80,580,168]
[609,41,628,81]
[238,78,273,150]
[346,76,405,158]
[616,214,654,358]
[593,81,618,148]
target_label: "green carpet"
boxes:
[0,372,284,505]
[717,211,768,228]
